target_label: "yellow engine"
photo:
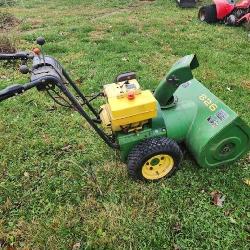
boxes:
[100,78,157,132]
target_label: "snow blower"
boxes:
[0,38,249,181]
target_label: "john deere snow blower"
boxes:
[0,38,249,181]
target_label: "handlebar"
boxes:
[0,55,67,102]
[0,52,34,61]
[0,84,24,101]
[0,80,43,101]
[0,52,118,148]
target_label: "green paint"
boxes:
[117,127,166,162]
[154,54,199,107]
[118,56,250,168]
[161,78,250,168]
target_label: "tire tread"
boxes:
[127,137,183,181]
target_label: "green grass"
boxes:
[0,0,249,249]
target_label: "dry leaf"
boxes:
[121,57,128,61]
[0,239,5,247]
[229,217,237,224]
[3,197,12,210]
[245,225,250,233]
[243,179,250,186]
[173,244,181,250]
[42,133,51,143]
[7,246,16,250]
[72,242,81,250]
[46,106,57,112]
[24,172,29,177]
[210,191,225,207]
[173,222,182,234]
[78,143,85,150]
[75,79,82,85]
[61,144,72,152]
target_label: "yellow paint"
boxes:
[142,154,174,180]
[101,80,157,132]
[100,104,112,127]
[199,94,218,112]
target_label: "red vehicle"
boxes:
[198,0,250,25]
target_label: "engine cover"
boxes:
[100,79,157,132]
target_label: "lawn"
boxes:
[0,0,249,249]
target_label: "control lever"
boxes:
[36,37,45,46]
[19,65,30,74]
[0,52,34,61]
[36,37,46,65]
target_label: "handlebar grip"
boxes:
[0,84,25,101]
[0,52,34,60]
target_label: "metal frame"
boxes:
[0,54,119,149]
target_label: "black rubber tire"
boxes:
[127,137,183,181]
[198,5,218,23]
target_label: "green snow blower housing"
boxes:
[0,39,249,182]
[116,55,250,180]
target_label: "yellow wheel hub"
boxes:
[142,154,174,180]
